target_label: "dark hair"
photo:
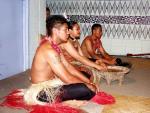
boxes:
[46,7,50,12]
[91,24,102,34]
[46,15,68,36]
[68,21,78,30]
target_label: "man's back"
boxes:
[30,41,54,84]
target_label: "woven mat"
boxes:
[63,100,104,113]
[102,94,150,113]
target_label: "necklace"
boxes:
[40,37,61,54]
[69,36,76,42]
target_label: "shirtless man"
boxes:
[81,24,116,65]
[24,15,96,105]
[60,21,107,70]
[59,21,107,91]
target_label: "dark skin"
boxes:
[60,23,107,91]
[60,23,107,71]
[81,27,116,65]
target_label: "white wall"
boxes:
[0,0,24,79]
[47,0,150,56]
[28,0,150,65]
[28,0,46,67]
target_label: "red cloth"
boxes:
[0,89,30,110]
[0,90,115,113]
[30,104,82,113]
[0,89,82,113]
[91,92,115,105]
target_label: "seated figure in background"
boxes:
[59,21,107,83]
[46,7,50,19]
[81,24,131,68]
[81,24,116,65]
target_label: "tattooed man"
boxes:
[24,15,97,105]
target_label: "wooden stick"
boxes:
[127,53,150,56]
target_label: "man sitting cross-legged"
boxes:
[59,21,107,86]
[81,24,117,65]
[81,24,131,68]
[0,17,115,113]
[24,16,98,105]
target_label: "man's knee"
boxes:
[61,83,95,101]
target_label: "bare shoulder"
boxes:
[45,45,58,57]
[86,37,92,44]
[86,35,92,41]
[82,35,90,43]
[42,44,62,65]
[39,42,58,58]
[81,36,91,47]
[31,42,58,69]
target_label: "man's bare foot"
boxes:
[63,100,88,108]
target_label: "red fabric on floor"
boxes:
[91,92,115,105]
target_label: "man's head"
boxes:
[46,7,50,19]
[46,15,69,42]
[68,21,80,39]
[91,24,102,39]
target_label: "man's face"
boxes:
[94,27,102,39]
[57,23,69,42]
[69,24,80,38]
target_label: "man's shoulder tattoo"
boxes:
[51,55,61,64]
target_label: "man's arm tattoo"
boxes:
[51,55,61,64]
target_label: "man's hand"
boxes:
[86,83,97,93]
[108,58,116,65]
[100,62,108,71]
[98,65,107,71]
[95,59,103,64]
[95,60,107,71]
[95,84,100,92]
